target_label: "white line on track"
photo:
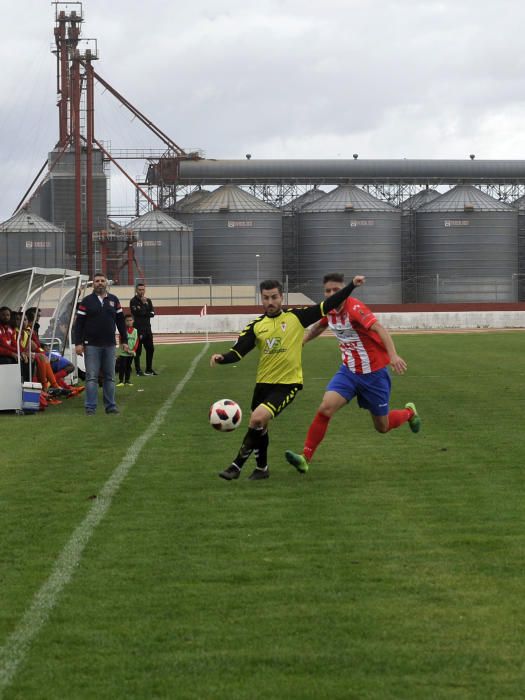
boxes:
[0,343,210,697]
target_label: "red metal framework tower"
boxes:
[18,2,193,281]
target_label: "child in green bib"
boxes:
[117,315,139,386]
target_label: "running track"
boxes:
[154,328,523,345]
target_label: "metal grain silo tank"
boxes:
[298,185,402,303]
[512,194,525,301]
[0,209,65,274]
[174,189,211,212]
[176,184,282,284]
[27,149,107,273]
[400,189,440,302]
[416,185,518,302]
[128,211,193,284]
[281,189,326,288]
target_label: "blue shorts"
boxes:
[48,353,71,373]
[326,365,391,416]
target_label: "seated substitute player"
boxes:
[210,274,365,481]
[285,273,421,474]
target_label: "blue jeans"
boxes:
[84,345,117,412]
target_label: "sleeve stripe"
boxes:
[77,310,86,316]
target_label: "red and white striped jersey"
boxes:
[319,297,389,374]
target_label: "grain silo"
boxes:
[127,210,193,284]
[174,189,211,212]
[298,185,402,303]
[512,194,525,301]
[281,188,326,288]
[28,149,107,273]
[401,188,440,302]
[176,184,282,284]
[0,209,65,274]
[416,185,518,302]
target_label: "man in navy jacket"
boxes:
[74,273,128,415]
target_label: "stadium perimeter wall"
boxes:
[127,304,525,333]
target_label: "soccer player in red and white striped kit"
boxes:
[285,273,421,473]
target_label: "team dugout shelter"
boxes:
[0,267,88,412]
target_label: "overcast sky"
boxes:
[1,0,525,222]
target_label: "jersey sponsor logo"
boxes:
[264,337,286,354]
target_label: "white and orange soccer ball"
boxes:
[209,399,242,432]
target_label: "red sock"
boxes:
[303,412,331,462]
[54,369,69,389]
[387,408,413,431]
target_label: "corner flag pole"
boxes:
[200,304,208,343]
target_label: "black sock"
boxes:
[254,429,269,469]
[232,427,265,469]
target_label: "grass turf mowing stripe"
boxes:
[0,343,209,698]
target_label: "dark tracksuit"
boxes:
[129,295,155,373]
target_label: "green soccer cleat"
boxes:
[405,402,421,433]
[285,450,309,474]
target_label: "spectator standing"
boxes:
[129,283,157,376]
[73,273,128,415]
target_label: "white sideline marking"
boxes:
[0,343,210,697]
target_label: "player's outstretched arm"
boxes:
[293,274,364,328]
[323,274,365,313]
[371,322,407,374]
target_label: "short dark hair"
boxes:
[136,283,145,289]
[0,306,11,313]
[26,307,40,321]
[93,272,106,279]
[124,313,133,320]
[260,279,283,295]
[323,272,345,284]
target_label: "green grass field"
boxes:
[1,332,524,699]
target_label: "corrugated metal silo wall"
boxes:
[297,211,402,303]
[29,180,52,222]
[50,174,107,273]
[177,212,282,284]
[518,213,525,301]
[133,229,193,284]
[415,210,518,302]
[1,230,65,273]
[282,214,299,287]
[401,211,417,302]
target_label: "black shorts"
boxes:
[251,383,302,418]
